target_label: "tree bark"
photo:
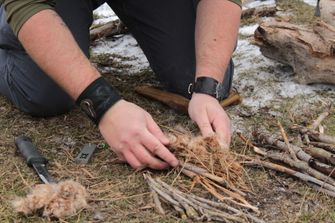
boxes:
[90,20,128,42]
[320,0,335,27]
[254,19,335,85]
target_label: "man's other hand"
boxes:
[98,100,179,170]
[188,93,231,146]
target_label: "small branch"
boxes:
[265,152,335,186]
[292,125,335,144]
[151,190,165,215]
[253,131,335,179]
[310,112,329,130]
[243,159,335,193]
[303,146,335,166]
[309,142,335,154]
[278,121,298,161]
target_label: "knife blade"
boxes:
[15,136,56,184]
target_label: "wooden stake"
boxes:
[135,86,242,114]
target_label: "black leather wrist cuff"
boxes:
[76,77,121,125]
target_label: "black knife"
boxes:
[15,136,56,184]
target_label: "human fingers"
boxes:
[123,150,143,170]
[131,144,170,170]
[212,113,232,146]
[141,131,178,167]
[195,110,215,137]
[146,114,170,145]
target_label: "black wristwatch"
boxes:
[188,76,223,100]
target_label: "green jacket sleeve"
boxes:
[228,0,242,8]
[0,0,56,36]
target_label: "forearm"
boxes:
[195,0,241,82]
[18,9,100,99]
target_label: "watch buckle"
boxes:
[188,83,194,95]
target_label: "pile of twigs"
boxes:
[240,112,335,197]
[144,174,264,223]
[144,133,263,222]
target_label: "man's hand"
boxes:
[98,100,179,170]
[188,93,231,146]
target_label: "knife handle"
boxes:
[15,136,48,167]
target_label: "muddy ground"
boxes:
[0,0,335,222]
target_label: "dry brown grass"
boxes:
[0,70,334,223]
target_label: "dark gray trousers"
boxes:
[0,0,234,117]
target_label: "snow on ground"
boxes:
[239,24,259,36]
[302,0,317,7]
[91,35,149,74]
[242,0,276,10]
[92,3,118,26]
[91,1,334,116]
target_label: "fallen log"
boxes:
[254,19,335,85]
[135,86,242,114]
[90,20,128,42]
[241,5,277,19]
[320,0,335,27]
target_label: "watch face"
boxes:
[80,99,96,119]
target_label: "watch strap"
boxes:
[190,76,222,100]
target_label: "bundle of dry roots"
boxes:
[240,112,335,198]
[145,132,263,223]
[12,180,88,218]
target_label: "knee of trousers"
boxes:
[155,58,235,100]
[0,57,75,117]
[16,90,75,117]
[8,82,75,117]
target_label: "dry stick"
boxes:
[181,162,245,196]
[135,86,242,114]
[310,112,330,130]
[294,125,335,144]
[254,132,335,184]
[237,132,267,156]
[304,112,329,144]
[200,178,260,213]
[265,151,335,185]
[243,159,335,195]
[309,142,335,154]
[148,175,230,222]
[278,121,299,161]
[307,183,335,197]
[151,190,165,215]
[302,146,335,166]
[156,178,245,223]
[146,175,198,219]
[189,195,265,223]
[182,166,259,213]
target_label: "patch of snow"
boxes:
[302,0,317,7]
[92,3,118,25]
[239,24,259,36]
[242,0,276,10]
[91,35,149,74]
[233,39,335,111]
